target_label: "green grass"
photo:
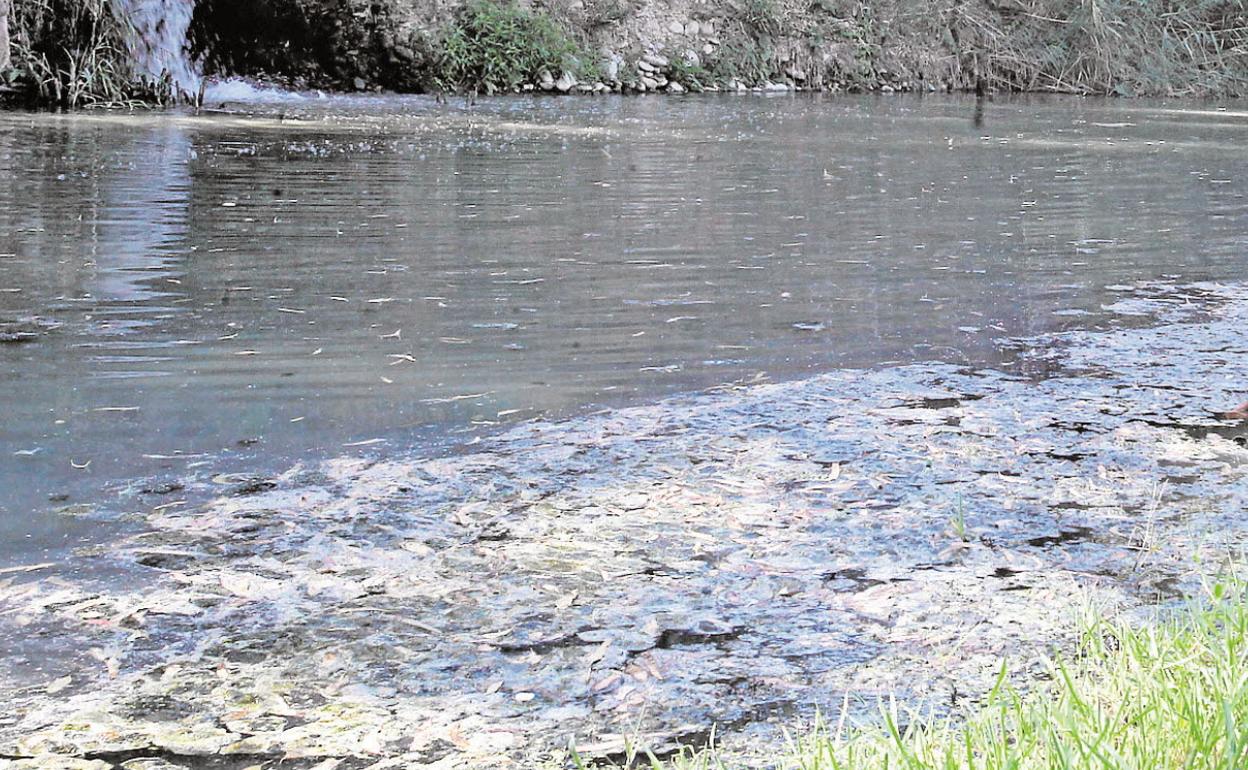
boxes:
[434,0,596,93]
[583,579,1248,770]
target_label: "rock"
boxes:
[765,81,790,92]
[603,57,620,81]
[640,76,660,90]
[352,77,366,91]
[786,67,806,81]
[702,19,715,35]
[702,43,715,56]
[682,49,700,67]
[394,45,416,62]
[643,52,670,69]
[668,81,686,94]
[637,59,656,74]
[122,759,192,770]
[668,20,684,34]
[881,84,895,93]
[539,69,556,90]
[685,20,700,36]
[555,72,576,92]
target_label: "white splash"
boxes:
[203,78,308,103]
[110,0,201,98]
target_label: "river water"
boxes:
[1,93,1246,568]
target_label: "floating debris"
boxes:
[0,316,60,344]
[2,283,1248,768]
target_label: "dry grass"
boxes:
[7,0,174,107]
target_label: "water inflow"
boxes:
[111,0,201,97]
[1,94,1247,569]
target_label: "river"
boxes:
[2,92,1247,569]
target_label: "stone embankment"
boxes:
[1,281,1247,769]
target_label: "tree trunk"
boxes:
[0,0,11,72]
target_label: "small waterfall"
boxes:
[110,0,201,99]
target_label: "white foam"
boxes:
[203,78,306,103]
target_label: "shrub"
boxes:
[434,0,594,93]
[707,35,776,85]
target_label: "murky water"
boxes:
[2,93,1247,567]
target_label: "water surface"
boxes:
[2,93,1246,566]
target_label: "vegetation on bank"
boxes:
[2,0,1247,104]
[592,580,1248,770]
[1,0,181,106]
[435,0,598,93]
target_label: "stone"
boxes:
[643,52,670,69]
[539,69,556,90]
[668,81,686,94]
[640,76,660,90]
[702,19,716,35]
[765,81,790,91]
[555,72,576,92]
[786,67,806,81]
[703,43,715,56]
[683,49,701,67]
[352,77,367,91]
[668,20,684,34]
[637,59,656,73]
[685,20,700,36]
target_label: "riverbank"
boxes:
[1,280,1246,768]
[4,0,1248,106]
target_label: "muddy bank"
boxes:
[2,281,1248,769]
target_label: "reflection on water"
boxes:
[1,94,1247,565]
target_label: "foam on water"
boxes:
[111,0,200,97]
[203,78,310,103]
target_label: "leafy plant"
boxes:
[434,0,595,93]
[665,50,712,90]
[707,34,776,85]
